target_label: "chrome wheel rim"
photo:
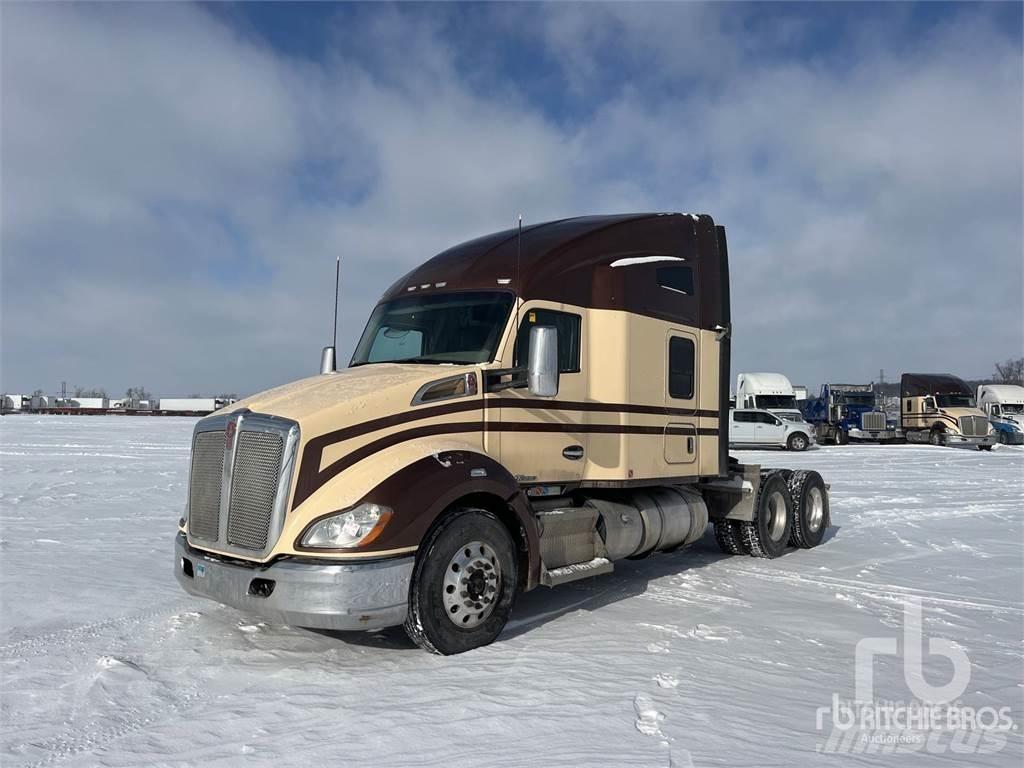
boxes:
[807,486,825,532]
[766,491,788,542]
[442,540,501,629]
[793,436,806,450]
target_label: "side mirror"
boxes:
[320,346,337,375]
[527,326,559,397]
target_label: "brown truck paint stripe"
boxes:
[293,420,720,508]
[486,398,719,419]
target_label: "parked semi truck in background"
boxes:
[901,373,995,450]
[976,384,1024,445]
[735,372,803,421]
[174,213,832,655]
[799,383,898,445]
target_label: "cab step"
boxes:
[540,557,614,587]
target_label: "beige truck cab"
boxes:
[175,213,832,654]
[900,373,995,450]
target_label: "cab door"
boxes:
[664,331,699,466]
[497,305,588,484]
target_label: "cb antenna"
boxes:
[332,255,340,351]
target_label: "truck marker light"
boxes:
[497,278,511,285]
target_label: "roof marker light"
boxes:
[420,284,430,289]
[610,255,685,268]
[406,286,416,292]
[435,282,447,288]
[497,278,512,285]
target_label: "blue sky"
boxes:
[2,2,1021,397]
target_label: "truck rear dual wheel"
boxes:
[404,508,517,655]
[713,520,748,555]
[786,470,829,549]
[740,470,793,559]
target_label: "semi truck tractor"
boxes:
[174,213,832,655]
[735,372,802,421]
[976,384,1024,445]
[901,373,995,450]
[799,383,899,445]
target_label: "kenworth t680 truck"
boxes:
[799,383,899,445]
[174,214,832,654]
[901,373,995,450]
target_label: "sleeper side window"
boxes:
[657,266,695,296]
[668,336,695,400]
[514,309,582,374]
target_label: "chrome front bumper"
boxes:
[174,533,413,631]
[848,428,898,441]
[944,433,997,447]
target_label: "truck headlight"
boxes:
[301,503,392,549]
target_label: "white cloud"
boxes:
[1,3,1020,397]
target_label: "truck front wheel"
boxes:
[404,508,517,655]
[929,429,945,447]
[836,430,850,446]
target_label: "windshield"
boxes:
[779,412,805,422]
[1001,403,1024,414]
[756,395,797,409]
[351,291,514,366]
[935,393,975,408]
[838,393,874,407]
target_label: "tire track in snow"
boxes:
[0,603,192,661]
[11,675,209,768]
[720,568,1023,616]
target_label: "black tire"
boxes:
[979,445,993,452]
[786,470,830,548]
[836,430,850,446]
[740,470,793,559]
[713,519,748,555]
[787,432,809,452]
[929,429,944,447]
[403,508,517,655]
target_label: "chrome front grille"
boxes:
[185,412,298,558]
[861,411,887,431]
[959,416,988,437]
[188,431,225,541]
[226,431,284,550]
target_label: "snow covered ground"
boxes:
[1,416,1021,767]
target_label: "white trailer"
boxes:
[69,397,109,409]
[735,372,802,420]
[159,398,222,413]
[1,394,27,413]
[976,384,1024,445]
[30,395,50,410]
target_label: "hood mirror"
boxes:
[527,325,559,397]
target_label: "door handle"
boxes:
[687,436,694,453]
[562,445,584,461]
